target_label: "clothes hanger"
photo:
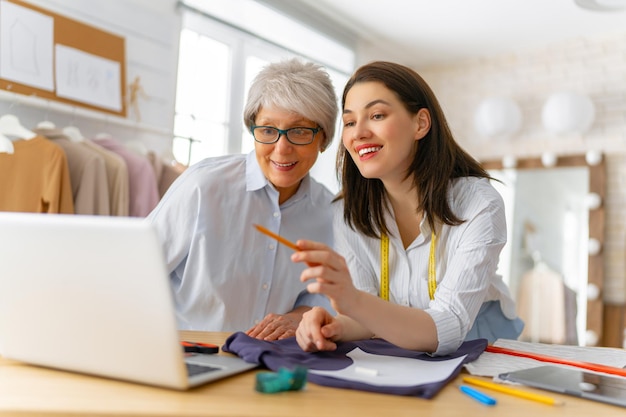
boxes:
[63,125,85,143]
[95,116,112,140]
[0,114,36,140]
[36,101,56,130]
[0,133,15,154]
[63,107,85,142]
[125,139,149,156]
[95,132,113,140]
[36,120,56,129]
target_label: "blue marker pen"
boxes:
[460,385,497,406]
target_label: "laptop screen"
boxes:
[0,212,255,389]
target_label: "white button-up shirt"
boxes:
[148,151,333,331]
[334,177,516,354]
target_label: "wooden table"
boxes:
[0,331,623,416]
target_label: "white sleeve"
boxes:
[333,201,379,296]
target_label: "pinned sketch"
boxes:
[55,44,122,112]
[0,0,54,91]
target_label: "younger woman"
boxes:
[293,61,523,355]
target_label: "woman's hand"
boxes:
[291,240,360,315]
[295,306,342,351]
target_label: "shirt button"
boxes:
[273,212,279,218]
[269,244,275,250]
[262,283,268,290]
[254,319,260,324]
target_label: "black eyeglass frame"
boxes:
[249,125,322,145]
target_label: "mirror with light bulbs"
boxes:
[481,153,605,346]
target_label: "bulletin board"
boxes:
[0,0,126,117]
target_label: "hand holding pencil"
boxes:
[253,224,360,316]
[254,224,325,268]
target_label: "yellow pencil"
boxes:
[462,376,565,406]
[253,224,299,251]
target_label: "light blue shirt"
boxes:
[147,151,334,331]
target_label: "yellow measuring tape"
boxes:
[380,231,437,301]
[380,234,391,301]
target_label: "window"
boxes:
[174,1,354,192]
[173,29,231,166]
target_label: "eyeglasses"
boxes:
[250,125,322,145]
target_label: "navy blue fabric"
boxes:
[222,332,487,398]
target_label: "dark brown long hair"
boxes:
[336,61,491,238]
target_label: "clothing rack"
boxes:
[0,90,171,137]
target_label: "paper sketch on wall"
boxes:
[55,44,122,112]
[0,0,54,91]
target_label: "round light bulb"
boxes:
[474,97,522,138]
[588,238,601,255]
[585,193,602,210]
[585,150,603,166]
[587,283,600,301]
[502,155,517,169]
[542,92,595,135]
[541,152,557,167]
[585,330,599,347]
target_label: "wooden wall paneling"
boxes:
[602,303,625,348]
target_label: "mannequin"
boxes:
[36,120,56,129]
[63,125,85,142]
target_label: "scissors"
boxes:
[180,341,219,354]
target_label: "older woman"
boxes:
[148,58,338,340]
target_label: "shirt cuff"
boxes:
[425,308,463,356]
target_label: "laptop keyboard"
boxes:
[186,363,220,377]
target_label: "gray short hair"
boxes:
[243,58,338,151]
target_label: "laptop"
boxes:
[0,212,256,390]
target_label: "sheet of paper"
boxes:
[465,339,626,378]
[55,45,122,112]
[309,347,467,387]
[0,0,54,91]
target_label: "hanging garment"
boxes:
[35,127,110,215]
[0,136,74,214]
[516,262,566,344]
[94,136,159,217]
[146,151,185,198]
[81,140,130,216]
